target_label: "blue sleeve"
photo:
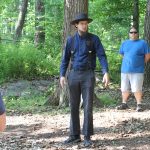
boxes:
[94,35,109,74]
[60,36,72,77]
[0,94,5,115]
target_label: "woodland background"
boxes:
[1,1,150,149]
[0,0,150,107]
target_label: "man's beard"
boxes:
[78,30,87,36]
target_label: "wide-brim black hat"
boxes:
[70,13,93,25]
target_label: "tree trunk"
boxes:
[133,0,139,32]
[59,0,88,107]
[144,0,150,87]
[14,0,28,41]
[34,0,45,48]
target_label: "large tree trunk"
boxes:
[144,0,150,87]
[59,0,88,107]
[14,0,28,41]
[34,0,45,48]
[133,0,139,32]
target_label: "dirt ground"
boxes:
[0,84,150,150]
[0,107,150,150]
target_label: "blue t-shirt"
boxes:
[119,39,150,73]
[0,94,5,115]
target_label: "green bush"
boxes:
[0,43,60,81]
[106,51,122,83]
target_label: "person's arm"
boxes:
[60,37,71,88]
[0,95,6,132]
[94,36,109,87]
[145,54,150,63]
[143,40,150,63]
[0,113,6,132]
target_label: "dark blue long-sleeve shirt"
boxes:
[60,32,108,77]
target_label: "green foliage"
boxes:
[44,1,63,56]
[0,43,60,81]
[89,0,146,41]
[89,0,132,29]
[0,0,148,84]
[4,95,70,115]
[97,93,117,106]
[106,51,122,83]
[4,96,47,113]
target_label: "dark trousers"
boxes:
[67,70,95,137]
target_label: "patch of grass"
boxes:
[4,96,46,114]
[97,93,117,107]
[4,96,70,115]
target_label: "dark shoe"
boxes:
[116,103,129,110]
[64,136,81,144]
[83,136,93,147]
[136,104,143,112]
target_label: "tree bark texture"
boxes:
[133,0,139,32]
[14,0,28,41]
[144,0,150,87]
[34,0,45,48]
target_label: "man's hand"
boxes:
[102,73,109,87]
[60,76,66,89]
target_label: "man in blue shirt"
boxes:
[60,13,109,147]
[0,94,6,132]
[117,26,150,112]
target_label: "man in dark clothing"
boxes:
[60,13,109,147]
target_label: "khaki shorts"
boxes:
[121,73,144,93]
